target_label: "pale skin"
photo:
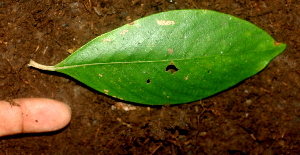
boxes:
[0,98,71,137]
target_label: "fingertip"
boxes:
[15,98,72,133]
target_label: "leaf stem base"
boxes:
[28,60,56,71]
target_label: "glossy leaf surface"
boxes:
[29,10,286,105]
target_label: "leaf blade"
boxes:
[30,10,286,105]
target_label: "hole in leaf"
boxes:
[147,79,151,84]
[208,70,211,74]
[166,62,179,75]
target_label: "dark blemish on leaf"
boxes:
[147,79,151,84]
[168,48,173,55]
[274,41,280,46]
[208,70,211,74]
[35,120,38,122]
[166,62,179,75]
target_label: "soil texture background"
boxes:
[0,0,300,154]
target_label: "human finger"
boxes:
[0,98,71,137]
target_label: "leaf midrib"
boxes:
[53,49,268,70]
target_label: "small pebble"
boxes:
[245,99,252,105]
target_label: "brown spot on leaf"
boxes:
[168,48,173,55]
[128,22,135,25]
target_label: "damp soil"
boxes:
[0,0,300,154]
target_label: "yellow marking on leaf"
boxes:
[102,39,112,42]
[157,20,175,25]
[120,29,128,35]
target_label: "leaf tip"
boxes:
[274,41,281,47]
[28,60,56,71]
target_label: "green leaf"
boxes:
[29,10,286,105]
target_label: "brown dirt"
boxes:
[0,0,299,154]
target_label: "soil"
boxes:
[0,0,299,154]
